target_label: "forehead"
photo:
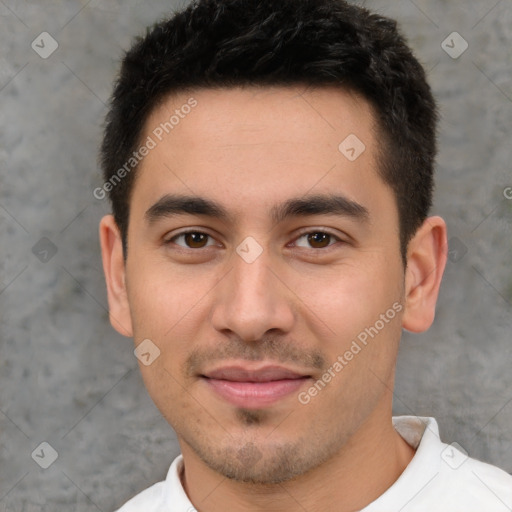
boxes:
[145,85,376,153]
[132,85,391,222]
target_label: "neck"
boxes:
[179,401,415,512]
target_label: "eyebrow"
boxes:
[144,193,370,225]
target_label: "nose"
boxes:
[210,245,295,342]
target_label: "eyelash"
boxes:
[165,229,343,250]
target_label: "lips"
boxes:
[203,366,307,382]
[201,365,311,408]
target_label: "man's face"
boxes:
[120,86,407,483]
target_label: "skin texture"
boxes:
[100,85,447,511]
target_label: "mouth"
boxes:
[200,365,312,409]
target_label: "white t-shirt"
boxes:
[115,416,512,511]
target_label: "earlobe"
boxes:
[402,216,448,333]
[99,215,133,337]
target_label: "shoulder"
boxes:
[437,451,512,506]
[114,455,188,512]
[364,417,512,511]
[114,480,168,512]
[421,420,512,506]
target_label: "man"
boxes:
[98,0,512,510]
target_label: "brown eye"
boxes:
[294,231,339,249]
[169,231,214,249]
[307,232,331,248]
[184,232,209,248]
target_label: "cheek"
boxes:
[126,262,216,380]
[301,264,404,406]
[137,361,193,432]
[126,261,208,338]
[295,258,402,341]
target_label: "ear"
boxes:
[402,216,448,333]
[99,215,133,337]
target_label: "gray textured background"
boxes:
[0,0,511,510]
